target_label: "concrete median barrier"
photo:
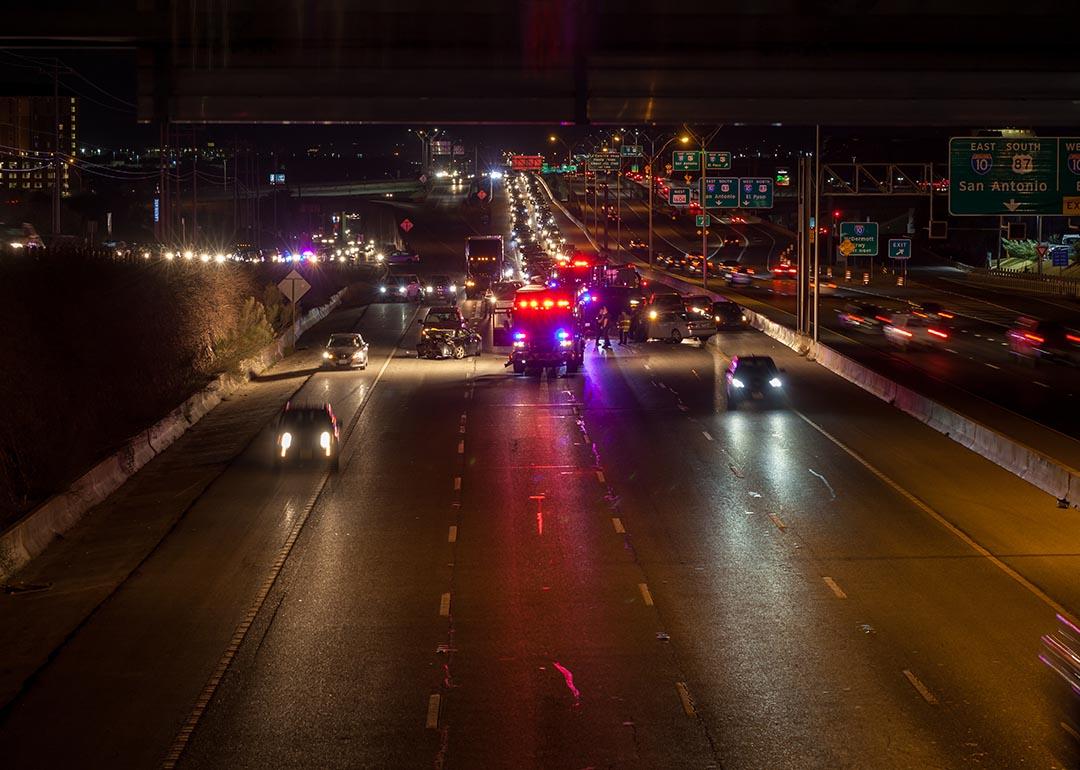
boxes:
[0,288,347,582]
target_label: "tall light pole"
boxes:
[640,131,690,268]
[682,124,722,290]
[411,128,443,178]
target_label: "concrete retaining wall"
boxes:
[0,288,347,582]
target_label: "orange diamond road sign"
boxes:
[400,219,414,232]
[477,189,488,201]
[838,239,856,257]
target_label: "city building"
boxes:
[0,95,77,194]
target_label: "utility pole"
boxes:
[192,130,198,246]
[813,126,821,345]
[52,59,61,237]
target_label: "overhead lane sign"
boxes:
[589,153,621,172]
[738,178,774,209]
[704,177,738,208]
[949,136,1080,215]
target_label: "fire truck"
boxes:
[507,284,585,375]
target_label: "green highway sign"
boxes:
[704,177,738,208]
[541,163,578,174]
[589,153,621,172]
[839,221,879,257]
[672,150,700,171]
[888,238,912,259]
[695,214,711,227]
[706,151,732,170]
[669,187,691,206]
[949,136,1080,215]
[738,177,774,209]
[621,144,643,157]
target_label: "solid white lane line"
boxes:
[596,470,606,483]
[822,577,847,599]
[794,408,1080,627]
[638,583,654,606]
[702,431,713,441]
[426,694,442,729]
[457,440,465,454]
[675,682,696,717]
[448,526,457,543]
[903,670,939,705]
[985,362,1000,370]
[612,517,626,534]
[768,513,787,531]
[439,592,451,617]
[945,348,960,354]
[453,476,461,491]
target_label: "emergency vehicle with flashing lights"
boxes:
[507,285,585,375]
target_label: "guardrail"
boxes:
[958,266,1080,298]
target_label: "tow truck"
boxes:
[507,285,585,375]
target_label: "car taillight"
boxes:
[1067,333,1080,344]
[927,328,949,339]
[1024,332,1045,344]
[875,315,893,323]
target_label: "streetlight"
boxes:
[638,132,691,268]
[681,125,723,290]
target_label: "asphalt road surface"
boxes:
[2,180,1080,769]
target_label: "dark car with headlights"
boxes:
[274,403,340,470]
[423,274,459,303]
[712,299,749,329]
[725,355,785,408]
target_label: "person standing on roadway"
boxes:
[595,305,612,350]
[618,310,632,345]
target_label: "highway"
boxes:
[569,175,1080,458]
[1,180,1079,768]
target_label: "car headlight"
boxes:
[648,310,658,320]
[449,284,457,293]
[323,351,332,359]
[379,286,386,293]
[398,287,406,294]
[10,241,24,249]
[731,378,745,389]
[280,431,292,457]
[769,377,782,388]
[320,431,332,455]
[513,341,526,348]
[559,340,572,348]
[425,286,433,293]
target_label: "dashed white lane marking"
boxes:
[702,431,713,441]
[985,362,1000,370]
[643,363,652,370]
[822,577,847,599]
[794,408,1080,627]
[675,682,696,716]
[691,368,700,379]
[945,348,960,354]
[768,513,787,531]
[439,592,451,617]
[426,694,442,729]
[612,517,626,534]
[638,583,655,606]
[596,470,606,483]
[903,670,939,705]
[453,476,462,491]
[448,526,458,543]
[457,440,465,454]
[1035,381,1050,389]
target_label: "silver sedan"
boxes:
[321,333,369,369]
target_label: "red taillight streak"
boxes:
[1067,334,1080,344]
[875,315,893,323]
[927,328,949,339]
[1024,332,1045,343]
